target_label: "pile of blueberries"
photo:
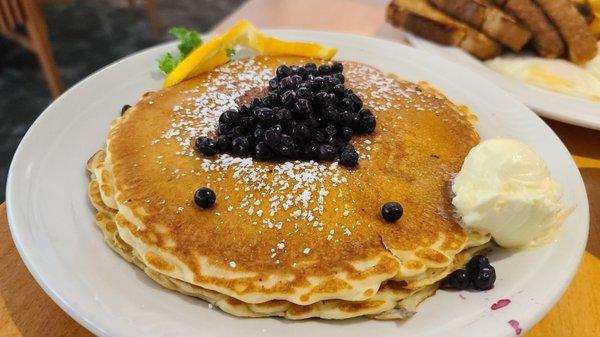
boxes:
[441,255,496,291]
[195,62,376,168]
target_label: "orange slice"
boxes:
[255,35,338,59]
[163,19,337,88]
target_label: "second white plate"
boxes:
[407,33,600,130]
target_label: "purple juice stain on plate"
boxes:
[491,298,511,310]
[508,320,522,335]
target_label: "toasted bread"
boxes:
[428,0,532,51]
[533,0,598,63]
[386,0,502,59]
[493,0,565,58]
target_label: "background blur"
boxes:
[0,0,244,200]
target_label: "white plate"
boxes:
[7,30,589,337]
[406,34,600,130]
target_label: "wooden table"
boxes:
[1,0,599,335]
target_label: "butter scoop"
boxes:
[452,138,571,248]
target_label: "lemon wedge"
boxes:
[163,19,337,88]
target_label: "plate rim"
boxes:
[6,29,590,337]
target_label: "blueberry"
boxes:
[292,124,311,143]
[121,104,131,115]
[314,131,326,143]
[296,86,310,99]
[268,78,279,91]
[281,90,297,106]
[318,144,338,161]
[303,116,319,131]
[350,112,362,129]
[473,266,496,290]
[253,127,266,140]
[255,141,273,159]
[271,124,283,133]
[264,128,282,148]
[381,202,403,222]
[314,92,327,107]
[232,125,246,137]
[340,97,355,112]
[241,116,256,129]
[348,92,363,110]
[296,66,309,78]
[323,106,340,123]
[340,126,353,141]
[339,149,359,167]
[313,77,326,92]
[304,62,317,71]
[467,255,490,275]
[328,76,341,87]
[323,93,338,107]
[250,97,263,109]
[358,108,372,118]
[276,65,293,79]
[239,105,251,116]
[232,136,250,155]
[291,74,303,87]
[360,115,376,133]
[276,108,293,127]
[331,62,343,73]
[333,83,346,97]
[318,64,331,75]
[303,141,319,159]
[279,76,295,90]
[264,92,280,107]
[256,107,275,123]
[195,137,217,156]
[294,98,312,117]
[194,187,216,209]
[324,124,338,137]
[333,72,345,84]
[217,123,231,136]
[340,143,355,153]
[339,111,352,126]
[442,269,470,290]
[216,135,230,151]
[285,120,298,133]
[302,79,313,92]
[327,136,345,149]
[277,134,295,157]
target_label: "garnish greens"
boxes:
[226,48,236,58]
[157,27,203,74]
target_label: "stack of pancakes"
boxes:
[87,56,491,320]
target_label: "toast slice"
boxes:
[428,0,532,51]
[533,0,598,63]
[386,0,502,59]
[493,0,565,58]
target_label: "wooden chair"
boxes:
[0,0,160,98]
[0,0,63,97]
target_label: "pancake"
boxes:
[88,152,491,319]
[89,56,487,312]
[88,159,486,320]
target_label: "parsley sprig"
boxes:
[157,27,203,74]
